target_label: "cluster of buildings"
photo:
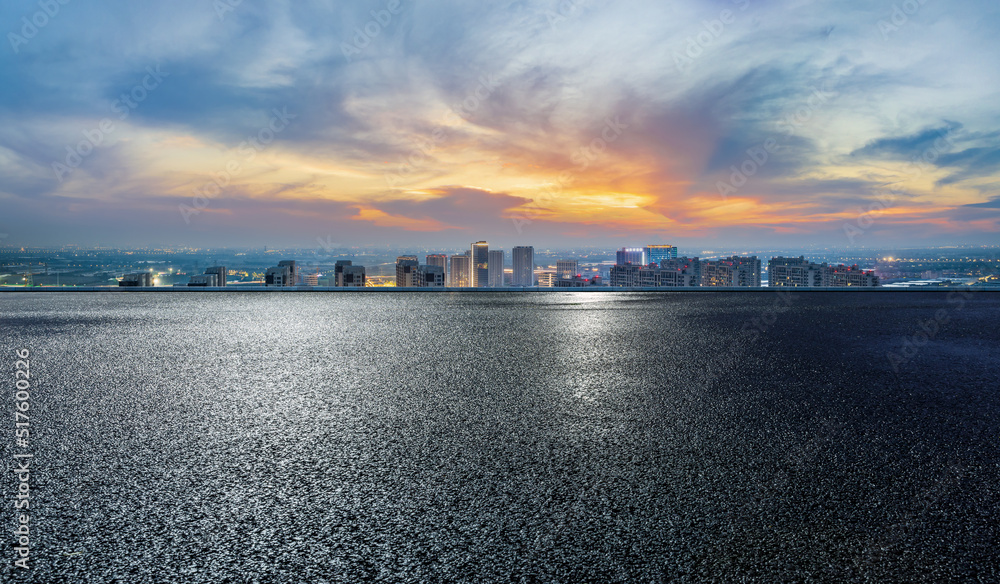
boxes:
[768,256,880,287]
[392,243,536,288]
[117,243,878,289]
[607,253,877,288]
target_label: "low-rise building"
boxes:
[204,266,227,287]
[537,272,557,287]
[187,274,219,287]
[119,272,153,287]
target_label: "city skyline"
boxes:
[2,2,1000,249]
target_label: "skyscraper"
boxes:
[512,246,534,287]
[450,253,471,287]
[616,247,645,266]
[644,245,677,265]
[488,250,505,287]
[395,256,419,287]
[470,241,489,287]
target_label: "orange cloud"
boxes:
[352,207,451,231]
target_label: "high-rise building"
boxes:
[644,245,677,265]
[426,254,448,282]
[616,247,645,266]
[450,253,471,287]
[470,241,489,287]
[488,250,505,287]
[395,256,420,288]
[204,266,227,287]
[512,246,534,287]
[556,260,579,280]
[701,256,761,287]
[340,266,366,287]
[537,272,557,287]
[417,264,445,287]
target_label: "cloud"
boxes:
[850,122,962,160]
[3,0,1000,247]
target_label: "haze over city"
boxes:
[2,0,999,250]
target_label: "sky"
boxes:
[1,0,1000,251]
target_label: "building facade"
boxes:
[395,256,420,288]
[426,254,448,282]
[416,264,445,287]
[616,247,645,266]
[537,272,557,287]
[768,256,827,287]
[187,274,219,287]
[608,263,699,288]
[340,266,366,287]
[278,260,298,285]
[701,256,761,287]
[488,250,505,288]
[828,264,880,287]
[470,241,489,287]
[450,253,471,287]
[644,245,677,265]
[204,266,227,287]
[120,272,153,287]
[334,260,353,287]
[512,246,534,287]
[768,257,880,287]
[265,264,294,287]
[556,260,579,280]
